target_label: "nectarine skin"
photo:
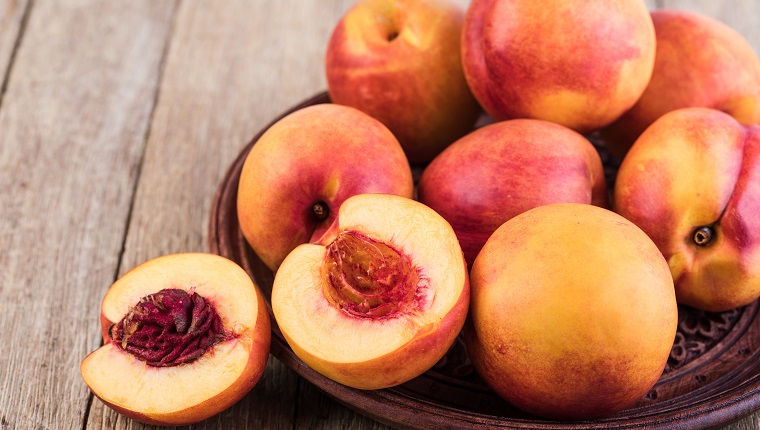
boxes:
[418,119,608,266]
[615,108,760,312]
[467,204,677,421]
[604,9,760,158]
[462,0,655,134]
[237,104,414,271]
[326,0,480,164]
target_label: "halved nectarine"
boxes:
[272,194,469,390]
[80,253,271,426]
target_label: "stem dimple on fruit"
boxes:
[693,226,715,247]
[312,202,329,221]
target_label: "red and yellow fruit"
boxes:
[604,9,760,158]
[80,253,271,426]
[418,119,608,266]
[614,107,760,312]
[462,0,656,134]
[237,104,414,272]
[326,0,480,163]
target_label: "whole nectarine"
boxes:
[614,107,760,312]
[237,104,414,272]
[326,0,481,163]
[467,204,677,420]
[418,119,608,266]
[461,0,656,134]
[603,9,760,158]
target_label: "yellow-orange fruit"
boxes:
[467,204,677,420]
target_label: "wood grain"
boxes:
[0,1,175,429]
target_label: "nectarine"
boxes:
[80,253,271,426]
[237,104,414,272]
[461,0,656,134]
[614,107,760,312]
[326,0,480,163]
[272,194,469,390]
[467,204,677,420]
[603,9,760,158]
[418,119,608,266]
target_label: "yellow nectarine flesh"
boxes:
[272,194,469,390]
[80,253,271,426]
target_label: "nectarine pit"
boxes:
[109,288,230,367]
[322,230,420,318]
[693,226,715,246]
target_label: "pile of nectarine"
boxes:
[81,0,760,425]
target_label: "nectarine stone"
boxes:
[109,288,229,367]
[323,231,418,318]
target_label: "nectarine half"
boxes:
[272,194,469,390]
[80,253,271,426]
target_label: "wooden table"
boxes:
[1,0,759,429]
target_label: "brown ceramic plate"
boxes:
[209,92,760,430]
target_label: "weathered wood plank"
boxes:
[0,1,176,429]
[84,0,376,428]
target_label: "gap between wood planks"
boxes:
[0,0,33,115]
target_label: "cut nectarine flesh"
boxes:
[272,194,469,390]
[80,253,271,426]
